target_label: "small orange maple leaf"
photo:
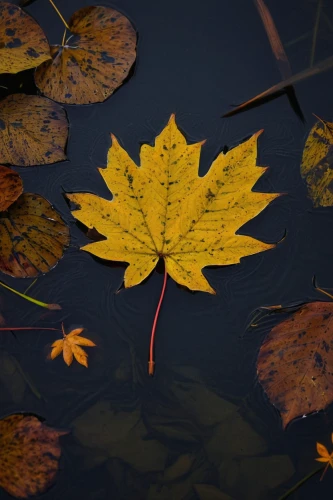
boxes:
[316,433,333,480]
[50,323,96,367]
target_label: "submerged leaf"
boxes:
[68,114,280,293]
[35,6,136,104]
[0,94,68,166]
[0,193,69,277]
[0,165,23,211]
[0,2,50,74]
[257,301,333,428]
[0,414,67,498]
[300,118,333,207]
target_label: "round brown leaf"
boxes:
[0,413,67,498]
[35,6,137,104]
[0,94,68,166]
[0,193,70,277]
[0,2,51,74]
[257,302,333,428]
[0,165,23,211]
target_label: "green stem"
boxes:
[0,280,61,310]
[278,466,323,500]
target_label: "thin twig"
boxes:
[278,467,323,500]
[0,280,61,310]
[310,0,323,67]
[315,286,333,301]
[24,278,38,295]
[0,327,60,331]
[61,28,67,46]
[254,0,292,79]
[49,0,70,30]
[223,55,333,117]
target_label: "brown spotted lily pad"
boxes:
[300,118,333,207]
[0,193,70,277]
[0,94,68,166]
[35,6,136,104]
[0,2,50,74]
[0,165,23,211]
[0,413,67,498]
[257,301,333,428]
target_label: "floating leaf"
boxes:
[35,6,136,104]
[50,324,96,367]
[0,193,69,277]
[0,165,23,211]
[257,301,333,428]
[0,413,67,498]
[68,114,280,293]
[300,118,333,207]
[316,433,333,480]
[0,2,50,74]
[0,94,68,166]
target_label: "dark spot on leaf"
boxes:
[7,38,22,48]
[26,47,40,58]
[314,352,323,368]
[100,52,115,63]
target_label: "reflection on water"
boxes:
[1,0,333,498]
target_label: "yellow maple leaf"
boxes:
[67,114,280,294]
[50,324,96,367]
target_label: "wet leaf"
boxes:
[68,114,280,293]
[0,165,23,211]
[300,118,333,207]
[0,94,68,166]
[0,193,69,277]
[257,301,333,428]
[0,413,67,498]
[35,6,136,104]
[218,455,294,499]
[51,325,96,367]
[194,484,234,500]
[163,454,195,482]
[0,2,50,74]
[0,350,26,403]
[74,401,167,472]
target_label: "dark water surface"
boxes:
[1,0,333,498]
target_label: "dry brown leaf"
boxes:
[50,325,96,367]
[0,2,50,74]
[0,94,68,166]
[257,301,333,428]
[0,193,70,278]
[0,165,23,211]
[0,413,67,498]
[35,6,136,104]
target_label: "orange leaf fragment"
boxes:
[0,165,23,211]
[257,301,333,428]
[0,413,67,498]
[50,324,96,367]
